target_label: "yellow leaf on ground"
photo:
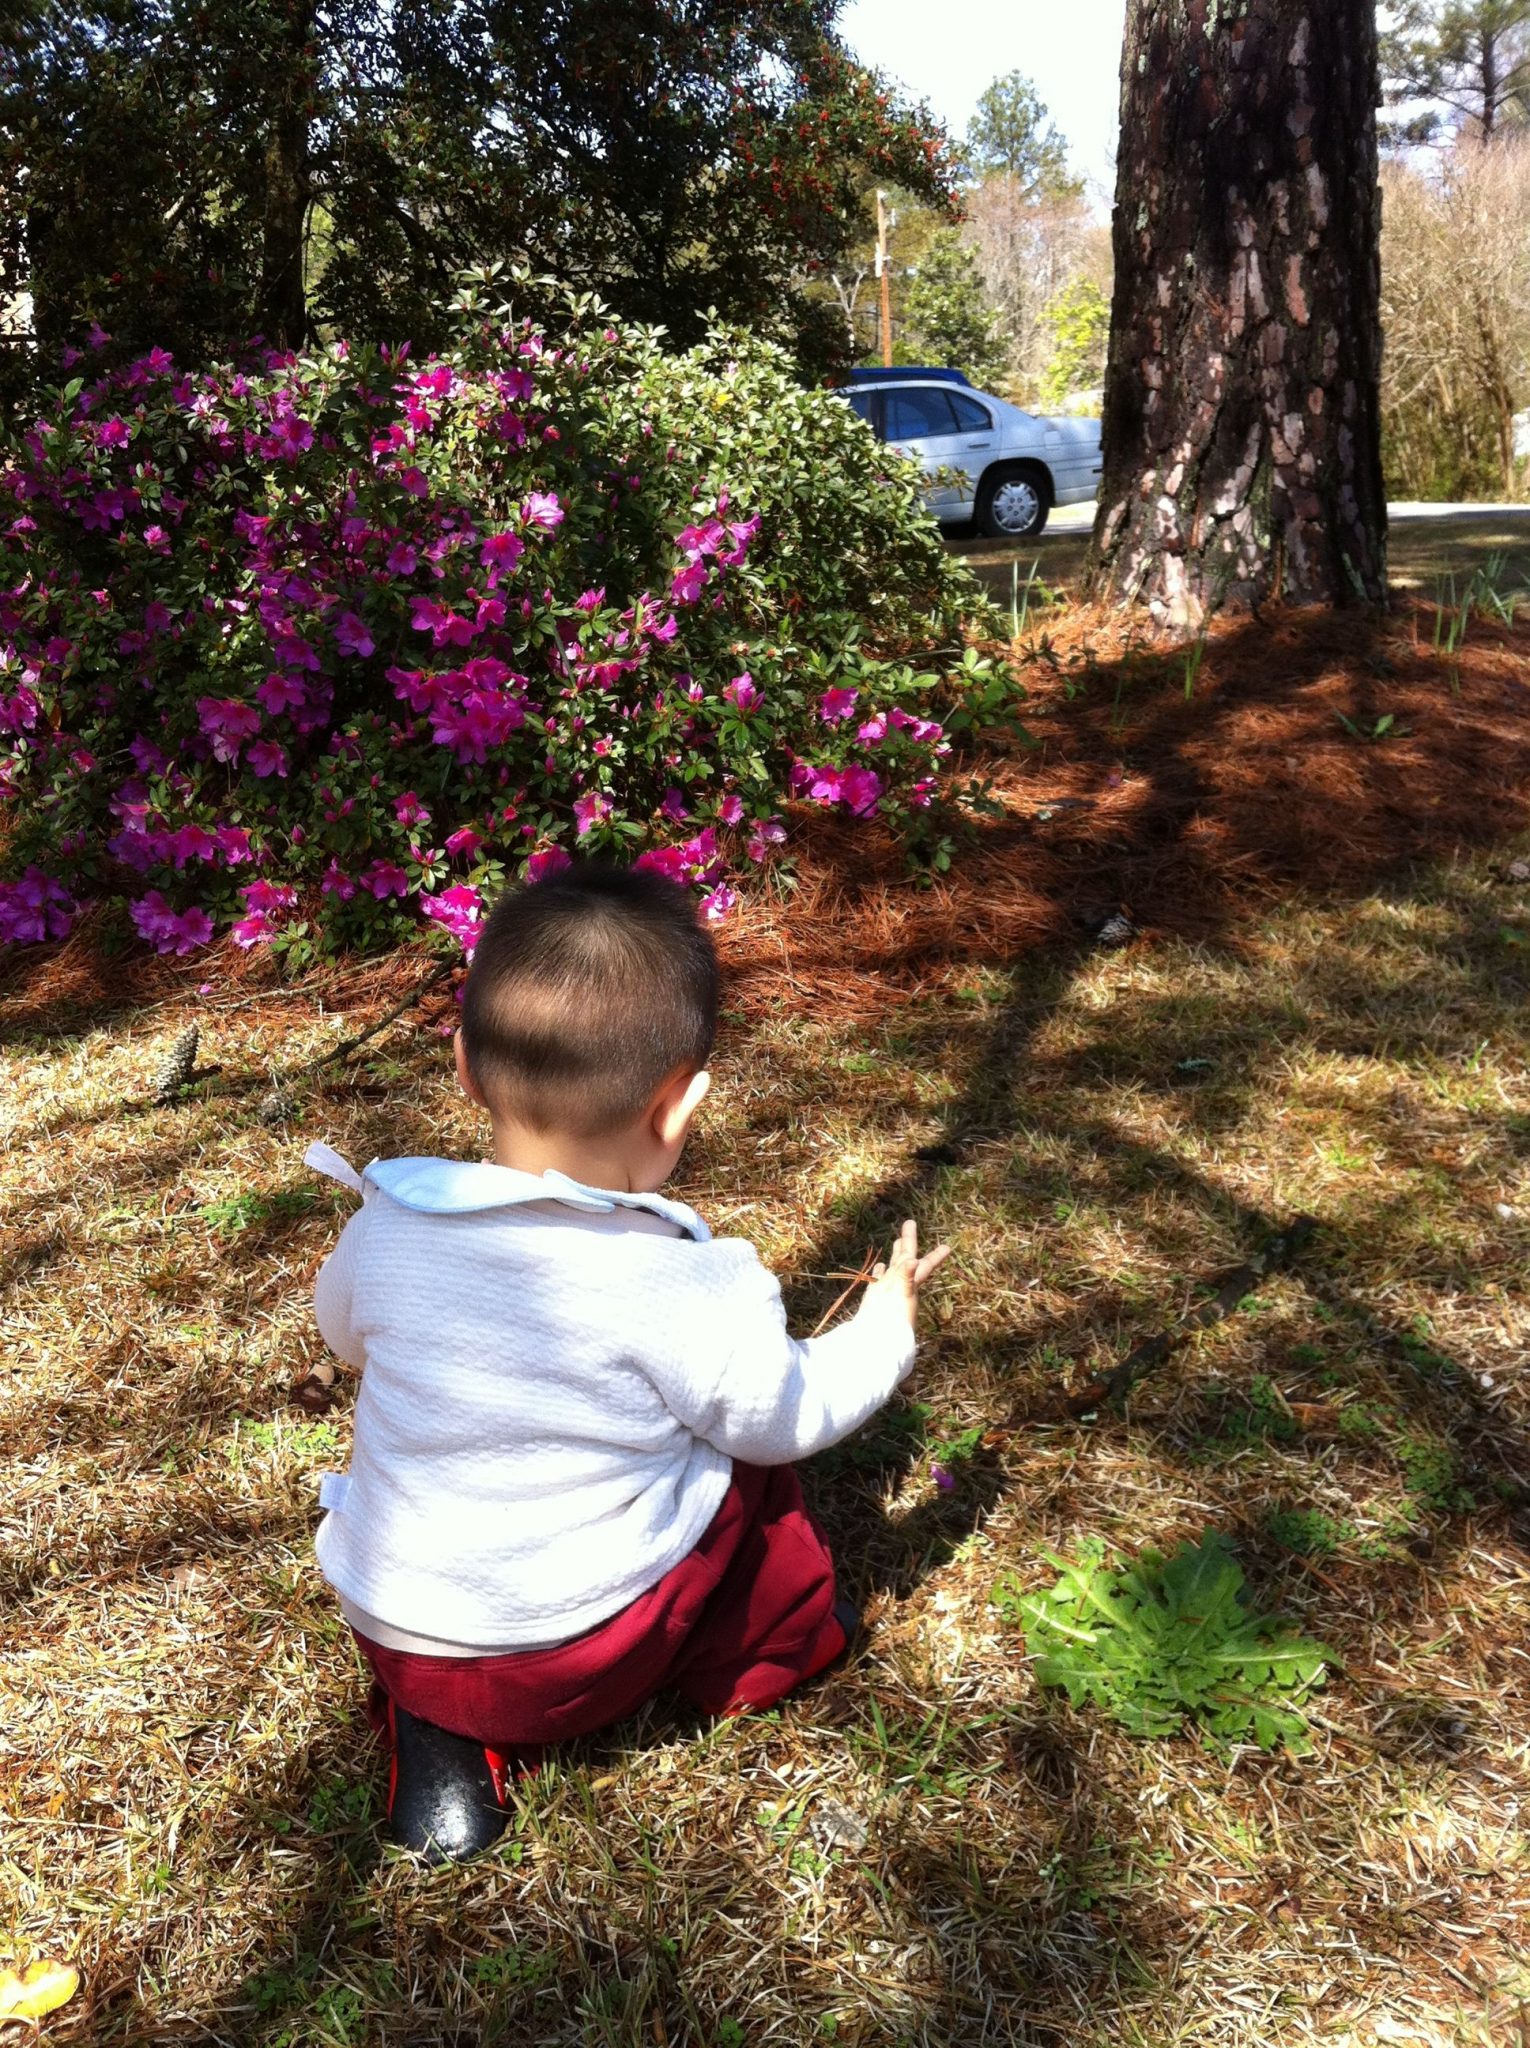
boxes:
[0,1959,81,2023]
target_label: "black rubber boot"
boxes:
[385,1699,511,1865]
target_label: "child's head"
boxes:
[456,863,719,1185]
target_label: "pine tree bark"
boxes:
[1088,1,1388,627]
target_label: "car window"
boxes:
[948,392,993,433]
[845,389,879,429]
[885,387,959,441]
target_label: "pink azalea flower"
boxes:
[257,671,307,716]
[700,883,737,925]
[129,735,170,776]
[420,883,486,955]
[481,531,525,575]
[660,787,690,823]
[334,610,374,659]
[385,542,418,575]
[723,674,760,714]
[216,826,257,864]
[143,525,170,552]
[819,687,858,724]
[394,790,431,826]
[717,793,745,827]
[128,891,212,956]
[670,560,709,605]
[167,825,219,867]
[521,490,564,530]
[246,738,289,778]
[243,879,298,916]
[0,867,77,945]
[195,696,262,763]
[574,587,605,611]
[573,791,613,835]
[633,846,690,883]
[838,765,883,817]
[360,861,411,899]
[321,861,357,900]
[746,817,787,863]
[399,466,430,497]
[98,417,131,448]
[444,825,483,860]
[526,846,572,884]
[857,713,888,745]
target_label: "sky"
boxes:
[839,0,1127,208]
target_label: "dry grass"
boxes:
[3,600,1530,2047]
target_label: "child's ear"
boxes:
[655,1067,710,1147]
[454,1029,489,1110]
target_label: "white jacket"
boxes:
[307,1146,916,1652]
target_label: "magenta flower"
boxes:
[444,825,483,860]
[321,861,357,900]
[670,560,709,605]
[526,846,572,884]
[718,793,745,827]
[521,490,564,531]
[360,861,411,899]
[838,766,883,817]
[216,826,257,865]
[257,671,307,716]
[700,883,737,925]
[143,525,170,553]
[334,611,374,659]
[746,817,787,863]
[633,846,690,883]
[129,735,170,776]
[573,791,613,836]
[660,787,690,823]
[574,587,605,612]
[420,883,486,955]
[385,542,418,576]
[931,1462,956,1494]
[97,417,131,448]
[129,891,212,956]
[167,825,219,867]
[394,791,431,826]
[819,687,858,724]
[857,713,888,745]
[481,531,525,575]
[0,867,77,946]
[195,697,262,763]
[723,674,760,714]
[399,466,429,497]
[246,738,289,778]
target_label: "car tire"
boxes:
[977,463,1052,541]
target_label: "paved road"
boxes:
[951,500,1530,598]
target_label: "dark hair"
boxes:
[459,863,720,1136]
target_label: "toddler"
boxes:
[307,861,947,1861]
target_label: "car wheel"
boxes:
[977,463,1051,541]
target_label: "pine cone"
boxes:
[256,1086,296,1128]
[152,1024,200,1103]
[1095,912,1137,950]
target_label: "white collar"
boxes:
[305,1142,710,1241]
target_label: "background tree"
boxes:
[1382,2,1530,145]
[0,0,955,374]
[896,228,1007,383]
[964,70,1083,201]
[1089,0,1388,626]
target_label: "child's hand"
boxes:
[865,1220,950,1330]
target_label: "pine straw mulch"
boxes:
[2,595,1529,2048]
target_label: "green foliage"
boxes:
[996,1534,1332,1753]
[1037,278,1109,412]
[1382,3,1530,144]
[1264,1507,1357,1557]
[1,1,957,376]
[963,71,1082,200]
[895,230,1006,385]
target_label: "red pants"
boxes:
[354,1463,844,1758]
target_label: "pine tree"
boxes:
[1089,0,1387,625]
[1383,2,1530,145]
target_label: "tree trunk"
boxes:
[257,0,313,351]
[1088,1,1388,628]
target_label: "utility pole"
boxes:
[875,189,894,366]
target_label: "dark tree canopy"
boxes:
[1383,1,1530,144]
[0,0,955,373]
[1090,0,1388,625]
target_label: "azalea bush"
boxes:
[0,273,998,961]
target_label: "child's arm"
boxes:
[668,1221,949,1465]
[313,1211,369,1371]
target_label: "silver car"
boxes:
[841,371,1102,539]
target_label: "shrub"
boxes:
[0,274,994,964]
